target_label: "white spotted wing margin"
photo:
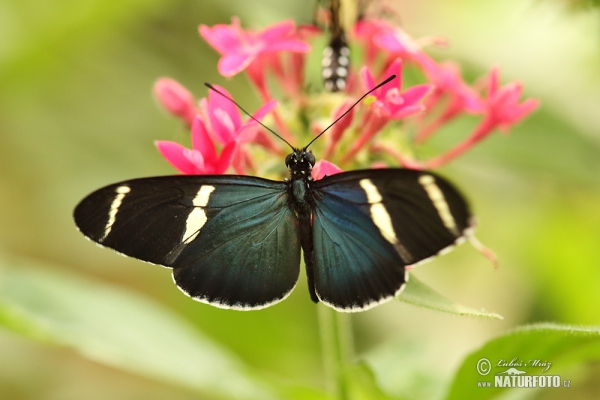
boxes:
[73,175,301,311]
[311,168,474,312]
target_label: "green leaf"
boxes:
[445,323,600,400]
[344,362,398,400]
[396,275,503,319]
[0,257,278,400]
[362,339,449,400]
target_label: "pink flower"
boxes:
[156,117,236,174]
[312,160,343,180]
[154,15,539,181]
[199,18,311,99]
[154,78,199,126]
[359,19,483,145]
[425,68,539,168]
[413,61,484,143]
[362,59,433,121]
[354,19,417,68]
[203,86,278,173]
[200,18,310,76]
[201,85,277,146]
[157,86,277,175]
[418,60,483,114]
[367,20,422,57]
[270,24,321,99]
[342,59,432,163]
[485,67,539,130]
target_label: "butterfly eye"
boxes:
[305,152,315,166]
[285,153,294,167]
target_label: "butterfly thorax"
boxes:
[285,148,316,215]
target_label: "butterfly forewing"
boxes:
[74,175,301,310]
[311,168,473,311]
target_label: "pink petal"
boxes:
[373,32,405,54]
[199,23,243,55]
[207,86,241,144]
[218,52,255,77]
[252,99,278,121]
[354,19,393,38]
[236,100,277,143]
[267,39,311,53]
[516,98,540,117]
[460,91,485,113]
[252,129,282,154]
[209,85,242,125]
[297,24,321,39]
[258,21,311,52]
[183,149,206,172]
[385,88,404,107]
[495,82,523,109]
[215,140,238,174]
[391,104,425,119]
[155,141,198,174]
[153,78,197,123]
[257,20,295,41]
[236,125,259,144]
[312,160,343,180]
[402,84,434,105]
[355,23,381,65]
[331,99,355,135]
[245,59,270,99]
[190,117,217,165]
[353,19,375,38]
[231,147,248,174]
[413,52,444,80]
[420,60,483,113]
[360,66,377,92]
[382,58,403,91]
[502,98,540,126]
[374,28,421,55]
[487,66,500,95]
[354,19,396,46]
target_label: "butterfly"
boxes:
[321,0,352,92]
[74,76,475,312]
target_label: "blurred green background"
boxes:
[1,0,599,399]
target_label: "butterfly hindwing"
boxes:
[74,175,301,310]
[311,168,474,311]
[312,188,407,311]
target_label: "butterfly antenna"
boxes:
[305,74,397,149]
[204,83,296,151]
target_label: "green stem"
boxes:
[318,305,354,400]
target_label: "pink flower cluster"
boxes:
[154,16,538,177]
[155,80,277,174]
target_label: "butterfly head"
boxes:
[286,148,315,180]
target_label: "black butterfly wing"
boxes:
[74,175,301,310]
[311,169,474,312]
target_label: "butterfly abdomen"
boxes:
[322,34,350,92]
